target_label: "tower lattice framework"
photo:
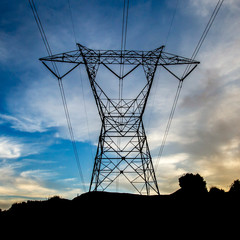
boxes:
[40,43,199,195]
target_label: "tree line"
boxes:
[177,172,240,195]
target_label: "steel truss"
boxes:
[40,44,199,195]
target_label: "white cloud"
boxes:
[0,114,48,133]
[152,153,189,194]
[4,71,100,142]
[0,160,83,210]
[188,0,220,17]
[0,136,47,161]
[0,137,22,159]
[188,0,240,17]
[20,169,57,180]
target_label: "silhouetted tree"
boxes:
[229,179,240,194]
[48,195,61,201]
[209,186,225,196]
[179,173,207,194]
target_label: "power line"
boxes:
[146,0,179,133]
[29,0,59,76]
[117,0,130,191]
[155,0,224,172]
[165,0,179,46]
[66,0,95,163]
[58,79,86,188]
[183,0,224,78]
[29,0,86,191]
[123,0,129,53]
[155,80,182,172]
[119,0,130,101]
[67,0,77,45]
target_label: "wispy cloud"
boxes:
[189,0,240,17]
[4,72,100,142]
[0,114,48,133]
[0,159,83,210]
[0,137,22,159]
[0,135,49,161]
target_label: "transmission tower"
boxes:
[40,43,199,195]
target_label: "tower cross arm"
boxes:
[160,52,200,65]
[39,44,200,66]
[39,50,84,64]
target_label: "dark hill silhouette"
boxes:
[1,174,240,236]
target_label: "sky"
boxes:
[0,0,240,209]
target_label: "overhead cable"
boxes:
[183,0,224,78]
[119,0,130,101]
[29,0,86,191]
[155,0,224,172]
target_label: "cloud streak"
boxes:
[0,136,45,160]
[0,137,22,159]
[0,159,83,210]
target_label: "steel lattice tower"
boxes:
[40,43,199,195]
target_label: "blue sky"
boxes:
[1,0,240,209]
